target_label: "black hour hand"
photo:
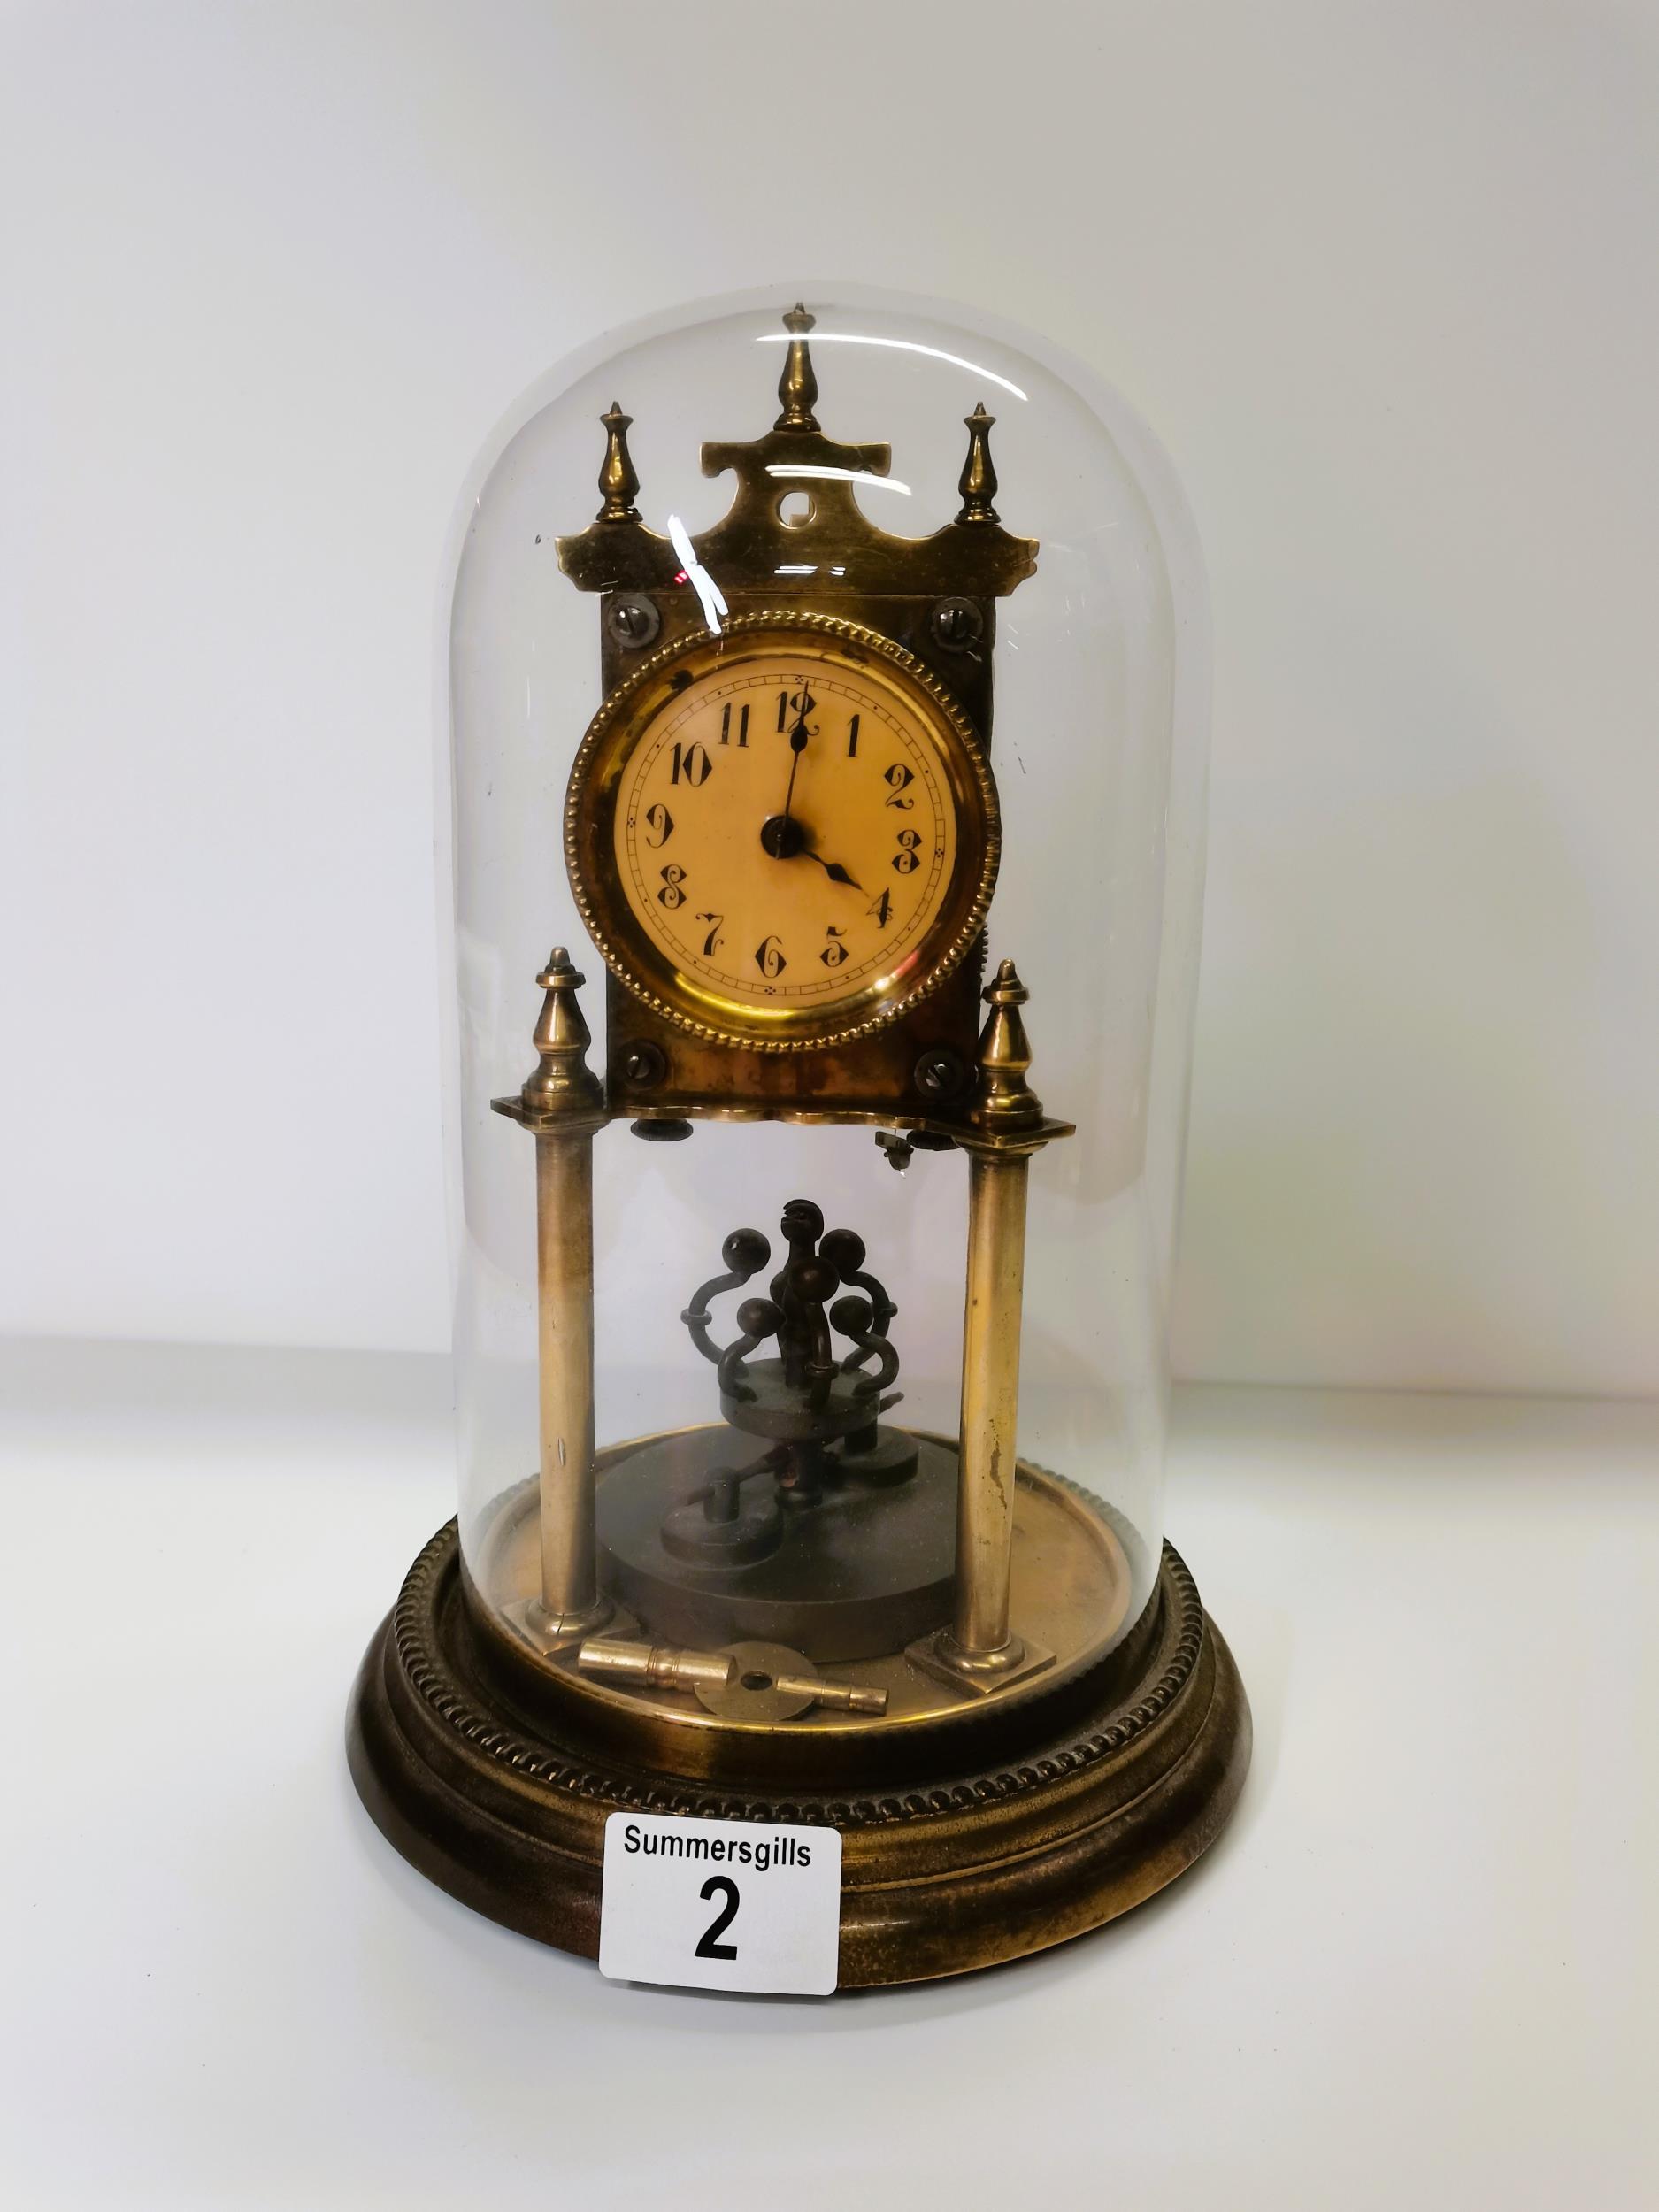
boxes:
[803,848,863,890]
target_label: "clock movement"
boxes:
[349,294,1250,1985]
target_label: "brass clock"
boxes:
[565,613,999,1050]
[349,299,1251,1992]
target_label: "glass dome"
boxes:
[442,284,1209,1743]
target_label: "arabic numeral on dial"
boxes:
[845,713,860,759]
[657,864,687,909]
[819,926,849,968]
[867,888,893,927]
[643,803,674,847]
[754,934,787,979]
[696,911,725,956]
[883,763,915,808]
[718,703,749,748]
[891,828,922,874]
[777,685,816,732]
[670,741,711,787]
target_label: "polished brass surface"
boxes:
[489,952,611,1638]
[690,1640,889,1721]
[606,969,990,1124]
[595,403,641,524]
[773,302,819,430]
[498,945,608,1125]
[956,403,1002,526]
[579,1638,736,1694]
[953,1152,1030,1660]
[556,305,1038,603]
[525,1133,609,1638]
[564,612,1001,1055]
[472,1435,1135,1764]
[348,1524,1250,1985]
[910,959,1073,1678]
[970,956,1044,1133]
[907,1622,1056,1699]
[557,303,1037,1123]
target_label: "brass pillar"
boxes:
[492,949,611,1646]
[911,958,1071,1694]
[533,1128,600,1627]
[952,1148,1031,1659]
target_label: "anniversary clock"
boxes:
[349,294,1249,1986]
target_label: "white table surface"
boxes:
[4,1340,1655,2210]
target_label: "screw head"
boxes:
[914,1048,967,1100]
[930,597,983,651]
[619,1039,667,1088]
[606,595,661,649]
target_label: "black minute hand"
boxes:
[778,704,810,829]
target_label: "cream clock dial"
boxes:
[565,614,999,1049]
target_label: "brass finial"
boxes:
[520,949,605,1117]
[956,402,999,526]
[972,958,1044,1131]
[595,403,641,523]
[774,302,820,432]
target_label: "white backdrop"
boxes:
[5,0,1655,1396]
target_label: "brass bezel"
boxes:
[563,611,1001,1053]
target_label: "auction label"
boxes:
[599,1811,842,1995]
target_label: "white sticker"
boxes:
[598,1810,842,1995]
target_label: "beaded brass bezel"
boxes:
[563,611,1000,1053]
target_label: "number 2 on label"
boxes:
[695,1875,741,1960]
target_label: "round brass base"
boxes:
[348,1520,1250,1988]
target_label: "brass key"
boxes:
[579,1635,887,1719]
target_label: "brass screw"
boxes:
[620,1039,667,1088]
[914,1048,967,1100]
[930,598,983,651]
[607,595,661,649]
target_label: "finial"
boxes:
[595,403,641,523]
[519,949,605,1118]
[774,302,820,432]
[956,402,999,525]
[972,958,1044,1131]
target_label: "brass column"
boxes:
[913,960,1071,1694]
[493,949,611,1646]
[533,1128,599,1625]
[954,1148,1031,1657]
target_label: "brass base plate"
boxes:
[472,1439,1138,1763]
[348,1520,1251,1989]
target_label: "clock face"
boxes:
[565,615,998,1050]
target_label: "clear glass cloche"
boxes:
[349,284,1241,1987]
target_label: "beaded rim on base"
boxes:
[349,1517,1250,1985]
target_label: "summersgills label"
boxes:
[598,1811,842,1995]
